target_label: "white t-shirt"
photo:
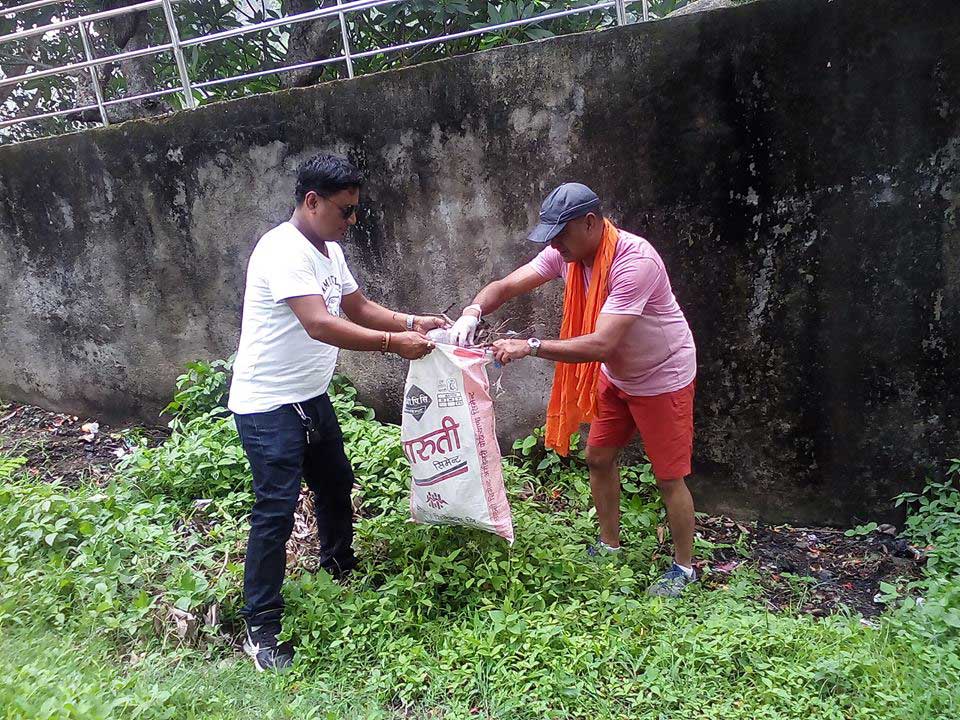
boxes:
[228,222,358,414]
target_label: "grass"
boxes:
[0,368,958,719]
[3,578,958,720]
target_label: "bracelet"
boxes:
[381,332,392,353]
[406,314,415,330]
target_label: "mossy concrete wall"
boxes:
[1,0,958,524]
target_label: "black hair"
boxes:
[295,154,364,204]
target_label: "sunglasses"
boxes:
[322,196,359,219]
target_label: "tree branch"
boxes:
[0,52,59,71]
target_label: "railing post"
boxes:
[642,0,650,21]
[337,0,355,79]
[77,20,109,126]
[615,0,627,25]
[160,0,196,109]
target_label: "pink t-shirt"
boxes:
[526,230,696,397]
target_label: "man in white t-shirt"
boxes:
[228,154,444,671]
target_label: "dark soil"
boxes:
[0,400,167,486]
[691,515,925,618]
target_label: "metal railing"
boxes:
[0,0,654,133]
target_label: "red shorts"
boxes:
[587,374,696,480]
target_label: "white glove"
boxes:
[450,307,481,347]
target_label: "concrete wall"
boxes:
[1,0,958,525]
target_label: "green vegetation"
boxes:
[0,362,957,719]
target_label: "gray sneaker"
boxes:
[586,541,622,563]
[646,563,697,597]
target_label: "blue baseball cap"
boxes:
[527,182,601,244]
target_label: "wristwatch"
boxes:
[527,338,542,357]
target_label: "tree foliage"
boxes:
[0,1,695,143]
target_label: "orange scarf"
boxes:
[544,219,619,456]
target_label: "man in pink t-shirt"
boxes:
[450,183,698,597]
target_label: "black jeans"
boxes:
[234,393,356,621]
